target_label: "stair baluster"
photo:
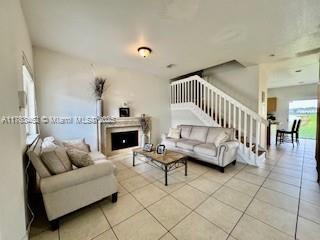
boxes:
[170,75,267,165]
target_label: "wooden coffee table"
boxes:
[132,148,188,186]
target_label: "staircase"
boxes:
[170,75,268,166]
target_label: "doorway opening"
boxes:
[288,99,317,139]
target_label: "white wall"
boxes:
[171,110,205,128]
[34,47,171,149]
[268,83,318,129]
[0,0,33,239]
[203,63,260,112]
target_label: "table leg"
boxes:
[165,165,168,186]
[185,159,188,176]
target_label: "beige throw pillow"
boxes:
[67,148,94,168]
[63,138,90,152]
[41,146,72,175]
[213,131,229,147]
[168,128,181,139]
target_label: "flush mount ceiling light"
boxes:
[137,47,152,58]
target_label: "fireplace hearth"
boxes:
[111,130,139,150]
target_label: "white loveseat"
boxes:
[27,138,118,229]
[162,125,239,172]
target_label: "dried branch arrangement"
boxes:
[140,115,150,134]
[92,77,107,100]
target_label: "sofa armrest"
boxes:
[40,161,115,194]
[217,140,239,167]
[218,140,239,152]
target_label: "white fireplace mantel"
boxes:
[104,117,142,128]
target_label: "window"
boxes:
[22,64,37,135]
[288,99,317,139]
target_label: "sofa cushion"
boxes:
[88,151,107,162]
[194,143,217,157]
[167,128,181,139]
[93,159,109,165]
[163,137,180,147]
[67,149,94,168]
[27,139,52,178]
[176,139,202,151]
[62,138,90,152]
[189,126,209,142]
[206,127,234,143]
[179,125,192,139]
[41,146,73,175]
[213,131,229,147]
[40,161,116,194]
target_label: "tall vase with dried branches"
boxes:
[92,77,107,151]
[92,77,106,116]
[140,114,150,146]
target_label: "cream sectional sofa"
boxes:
[162,125,239,172]
[27,138,118,229]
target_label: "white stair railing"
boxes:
[170,75,268,165]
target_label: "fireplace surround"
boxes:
[100,117,151,156]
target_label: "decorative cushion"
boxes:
[176,139,202,151]
[62,138,90,152]
[167,128,181,139]
[41,146,72,175]
[42,136,56,151]
[67,148,94,168]
[194,143,217,157]
[42,141,56,151]
[43,136,55,143]
[162,138,180,147]
[189,126,209,142]
[27,139,52,178]
[213,131,229,147]
[28,151,52,178]
[179,125,192,139]
[206,127,233,143]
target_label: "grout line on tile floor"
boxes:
[294,142,306,239]
[227,148,288,239]
[99,205,120,240]
[165,167,241,236]
[31,141,320,240]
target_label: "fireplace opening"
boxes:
[111,130,139,150]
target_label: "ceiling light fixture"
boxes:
[138,47,152,58]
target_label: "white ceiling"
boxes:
[22,0,320,79]
[267,54,319,88]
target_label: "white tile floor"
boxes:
[30,140,320,240]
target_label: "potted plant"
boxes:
[140,114,150,146]
[92,77,107,117]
